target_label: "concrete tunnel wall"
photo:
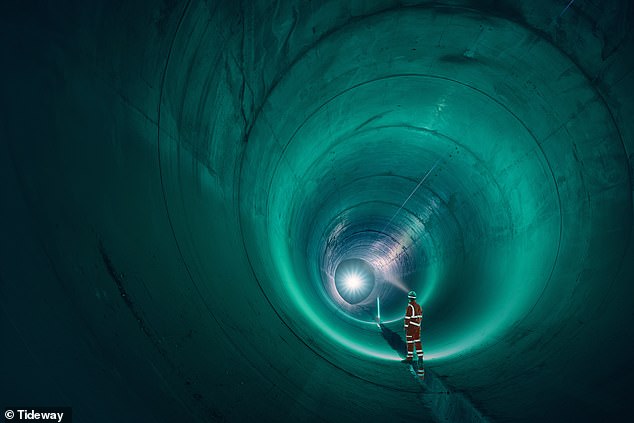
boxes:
[1,1,634,422]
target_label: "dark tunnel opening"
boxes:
[2,1,634,422]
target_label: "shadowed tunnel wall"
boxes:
[1,1,634,422]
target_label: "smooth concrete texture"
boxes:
[1,1,633,422]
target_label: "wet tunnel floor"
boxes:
[295,322,436,422]
[376,324,487,422]
[340,356,434,422]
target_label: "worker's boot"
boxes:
[417,359,425,379]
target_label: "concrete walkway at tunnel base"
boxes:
[351,362,435,422]
[416,367,490,423]
[379,324,489,422]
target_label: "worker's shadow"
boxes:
[378,323,407,358]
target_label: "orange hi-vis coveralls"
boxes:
[404,300,423,371]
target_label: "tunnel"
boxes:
[1,0,634,421]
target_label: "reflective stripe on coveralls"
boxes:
[404,301,424,368]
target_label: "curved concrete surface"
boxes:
[1,1,634,421]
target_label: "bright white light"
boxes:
[344,273,363,290]
[334,261,375,304]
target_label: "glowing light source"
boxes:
[334,259,376,304]
[344,272,363,291]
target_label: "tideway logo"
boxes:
[4,408,71,423]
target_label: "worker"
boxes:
[402,290,424,379]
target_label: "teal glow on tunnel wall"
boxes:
[2,1,634,422]
[237,10,583,363]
